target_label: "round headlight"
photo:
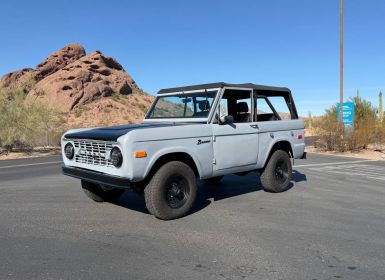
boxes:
[64,142,74,160]
[110,147,123,168]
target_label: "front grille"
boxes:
[72,139,115,167]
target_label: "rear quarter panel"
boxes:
[256,120,305,168]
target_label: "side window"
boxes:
[218,89,252,123]
[267,96,292,120]
[234,97,252,123]
[256,98,277,122]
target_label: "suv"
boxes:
[62,82,305,220]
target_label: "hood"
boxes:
[64,122,194,141]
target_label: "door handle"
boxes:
[250,124,259,129]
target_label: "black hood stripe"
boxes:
[64,122,196,141]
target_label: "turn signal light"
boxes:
[135,151,147,158]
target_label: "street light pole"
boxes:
[340,0,344,124]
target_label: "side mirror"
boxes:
[219,115,234,125]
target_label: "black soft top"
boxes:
[158,82,290,95]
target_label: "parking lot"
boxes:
[0,153,384,280]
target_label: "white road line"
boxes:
[309,168,385,181]
[0,161,62,170]
[309,167,383,177]
[294,159,379,168]
[308,163,385,180]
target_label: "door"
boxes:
[211,88,259,172]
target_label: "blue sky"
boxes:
[1,0,384,116]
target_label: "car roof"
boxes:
[157,82,290,94]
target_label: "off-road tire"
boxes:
[144,161,197,220]
[260,150,292,193]
[203,175,224,184]
[81,180,125,202]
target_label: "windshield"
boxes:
[147,90,218,119]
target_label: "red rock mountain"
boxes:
[0,44,153,127]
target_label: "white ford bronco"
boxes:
[62,82,306,220]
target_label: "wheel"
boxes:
[203,175,224,184]
[260,150,292,193]
[144,161,197,220]
[81,180,125,202]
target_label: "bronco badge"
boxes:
[197,139,211,145]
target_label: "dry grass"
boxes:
[0,83,65,151]
[0,147,61,160]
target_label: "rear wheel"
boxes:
[203,175,224,184]
[260,150,292,193]
[81,180,125,202]
[144,161,197,220]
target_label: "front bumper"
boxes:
[62,165,131,189]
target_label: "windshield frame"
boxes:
[145,88,220,122]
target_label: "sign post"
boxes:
[340,0,344,124]
[337,102,354,130]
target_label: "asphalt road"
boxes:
[1,154,384,280]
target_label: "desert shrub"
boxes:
[373,118,385,145]
[313,106,345,151]
[304,111,313,129]
[0,88,64,151]
[73,105,90,118]
[137,103,147,113]
[313,96,379,152]
[111,92,121,102]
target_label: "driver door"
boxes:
[211,88,259,173]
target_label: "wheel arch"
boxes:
[263,140,293,169]
[143,151,201,182]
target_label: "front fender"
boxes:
[144,147,203,179]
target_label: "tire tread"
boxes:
[144,161,196,220]
[260,150,292,193]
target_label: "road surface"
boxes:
[0,153,384,279]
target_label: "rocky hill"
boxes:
[0,44,153,128]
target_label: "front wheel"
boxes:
[260,150,292,193]
[144,161,197,220]
[81,180,125,202]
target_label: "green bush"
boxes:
[0,88,64,151]
[314,96,383,152]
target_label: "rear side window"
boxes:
[267,96,292,120]
[256,96,292,122]
[257,98,274,115]
[256,98,276,122]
